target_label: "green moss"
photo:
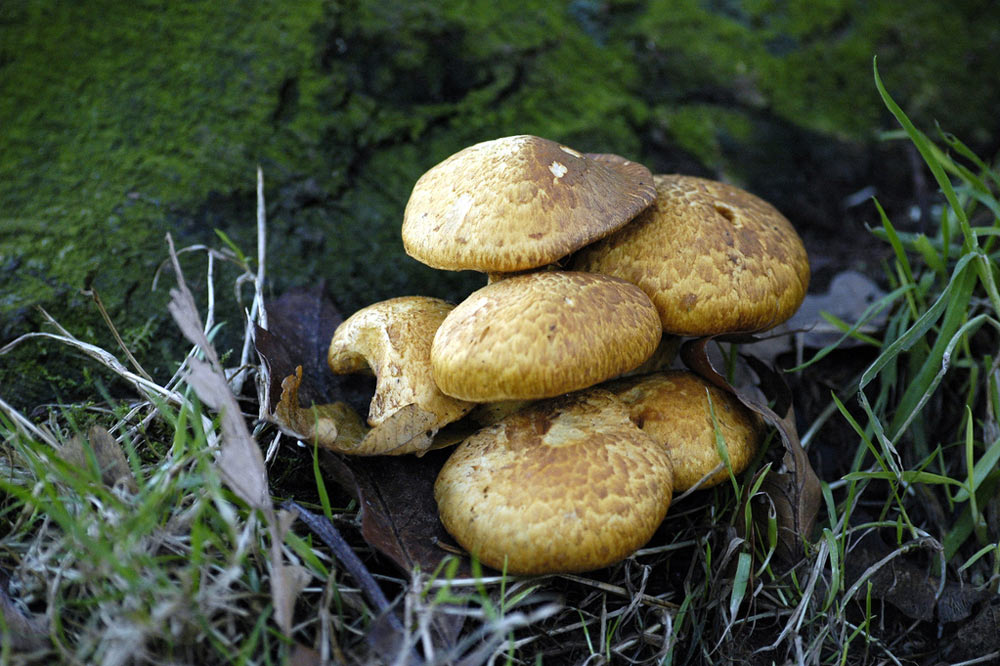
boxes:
[623,0,1000,143]
[0,0,332,405]
[651,105,753,168]
[1,0,998,408]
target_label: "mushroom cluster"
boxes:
[321,134,810,575]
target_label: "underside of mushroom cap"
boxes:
[571,174,810,336]
[607,370,763,491]
[402,135,656,273]
[431,271,662,401]
[434,389,674,574]
[327,296,474,433]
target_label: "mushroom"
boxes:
[402,135,657,273]
[607,370,763,491]
[571,174,810,336]
[430,271,662,401]
[434,389,674,574]
[327,296,475,454]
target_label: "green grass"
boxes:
[848,59,1000,567]
[2,63,999,664]
[0,398,292,664]
[777,59,1000,663]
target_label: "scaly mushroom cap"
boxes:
[327,296,474,432]
[572,174,810,336]
[434,389,674,574]
[402,135,657,273]
[608,370,763,491]
[431,271,662,401]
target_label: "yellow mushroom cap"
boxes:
[327,296,474,433]
[402,135,657,273]
[608,370,763,491]
[571,174,810,336]
[431,271,662,402]
[434,389,674,574]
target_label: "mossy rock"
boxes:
[2,0,998,409]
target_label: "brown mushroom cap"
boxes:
[571,174,810,336]
[402,135,657,273]
[431,271,662,401]
[607,370,763,491]
[327,296,474,434]
[434,389,674,574]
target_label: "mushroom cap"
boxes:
[434,389,674,574]
[328,296,474,432]
[607,370,763,491]
[402,135,657,273]
[571,174,810,336]
[431,271,662,401]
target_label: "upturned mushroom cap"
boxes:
[607,370,763,491]
[434,389,674,574]
[327,296,474,436]
[571,174,810,336]
[402,135,657,273]
[431,271,662,401]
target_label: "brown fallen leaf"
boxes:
[258,285,470,457]
[185,357,270,510]
[938,582,993,624]
[283,501,397,615]
[255,287,468,633]
[320,448,468,577]
[166,233,305,638]
[274,367,360,446]
[319,450,468,655]
[748,270,890,366]
[950,597,1000,661]
[254,285,372,414]
[843,529,938,622]
[60,425,138,492]
[288,644,323,666]
[681,337,822,560]
[0,569,47,652]
[274,366,445,456]
[844,527,992,625]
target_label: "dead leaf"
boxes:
[0,569,47,652]
[274,367,444,456]
[938,582,993,624]
[284,501,430,663]
[288,644,324,666]
[844,530,938,622]
[283,501,395,613]
[185,357,269,510]
[254,284,373,414]
[254,286,468,650]
[844,528,991,625]
[274,367,357,445]
[165,233,300,637]
[951,598,1000,660]
[749,270,889,365]
[272,561,312,636]
[303,456,468,656]
[60,425,138,492]
[265,284,341,394]
[320,448,468,577]
[681,337,822,560]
